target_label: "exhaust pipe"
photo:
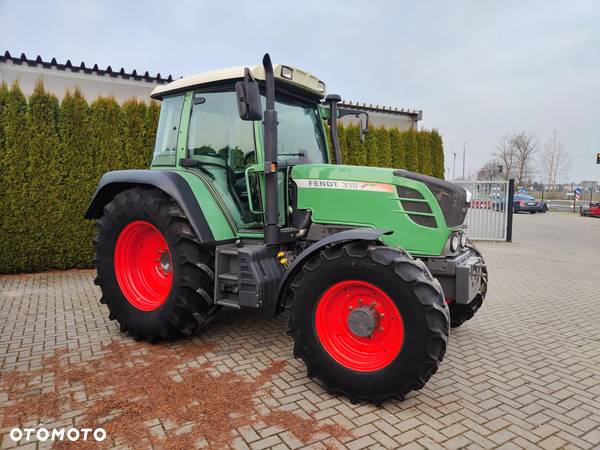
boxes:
[262,54,280,246]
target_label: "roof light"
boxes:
[317,81,326,93]
[281,66,293,79]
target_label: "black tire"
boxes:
[287,241,450,405]
[448,240,488,328]
[93,187,218,341]
[530,211,536,214]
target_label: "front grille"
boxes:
[401,201,432,214]
[396,186,437,228]
[396,186,424,199]
[409,214,437,227]
[395,170,468,227]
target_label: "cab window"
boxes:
[187,91,256,169]
[261,94,328,166]
[152,94,184,166]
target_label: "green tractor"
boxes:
[86,54,487,404]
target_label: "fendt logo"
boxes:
[9,427,107,443]
[295,179,395,193]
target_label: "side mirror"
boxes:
[338,107,369,143]
[236,68,262,121]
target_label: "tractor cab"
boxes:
[149,63,331,233]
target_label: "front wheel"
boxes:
[287,242,450,405]
[94,187,218,341]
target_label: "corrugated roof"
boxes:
[340,100,422,119]
[0,51,172,83]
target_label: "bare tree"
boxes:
[511,132,538,186]
[540,131,571,190]
[477,159,504,181]
[494,135,515,180]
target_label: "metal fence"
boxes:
[454,180,510,241]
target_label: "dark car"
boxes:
[513,194,546,213]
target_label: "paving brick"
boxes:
[538,435,567,450]
[250,435,282,450]
[346,435,376,450]
[1,212,599,449]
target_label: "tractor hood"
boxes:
[393,169,469,228]
[290,164,469,256]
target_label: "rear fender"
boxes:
[85,170,220,244]
[275,228,392,314]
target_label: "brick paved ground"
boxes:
[1,212,599,449]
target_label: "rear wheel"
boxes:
[94,187,218,341]
[448,240,487,328]
[287,241,449,405]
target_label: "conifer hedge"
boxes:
[332,123,445,178]
[0,82,159,273]
[0,81,445,273]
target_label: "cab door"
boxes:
[185,90,263,230]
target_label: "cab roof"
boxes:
[150,64,326,100]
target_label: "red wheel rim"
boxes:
[315,280,404,372]
[114,221,173,311]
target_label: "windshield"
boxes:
[262,95,328,165]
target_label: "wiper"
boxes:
[279,152,306,157]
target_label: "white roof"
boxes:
[151,64,325,99]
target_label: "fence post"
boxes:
[506,179,515,242]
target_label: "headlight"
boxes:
[460,232,467,248]
[450,234,460,252]
[317,80,326,93]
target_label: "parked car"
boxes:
[513,194,546,213]
[580,202,600,217]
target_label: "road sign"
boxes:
[575,187,582,201]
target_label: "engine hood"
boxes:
[290,164,468,256]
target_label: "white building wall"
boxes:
[0,57,168,104]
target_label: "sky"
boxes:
[1,0,599,182]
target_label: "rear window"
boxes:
[514,194,534,200]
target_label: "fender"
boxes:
[84,170,214,243]
[275,228,392,314]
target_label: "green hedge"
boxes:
[0,81,159,273]
[333,123,445,178]
[0,81,445,273]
